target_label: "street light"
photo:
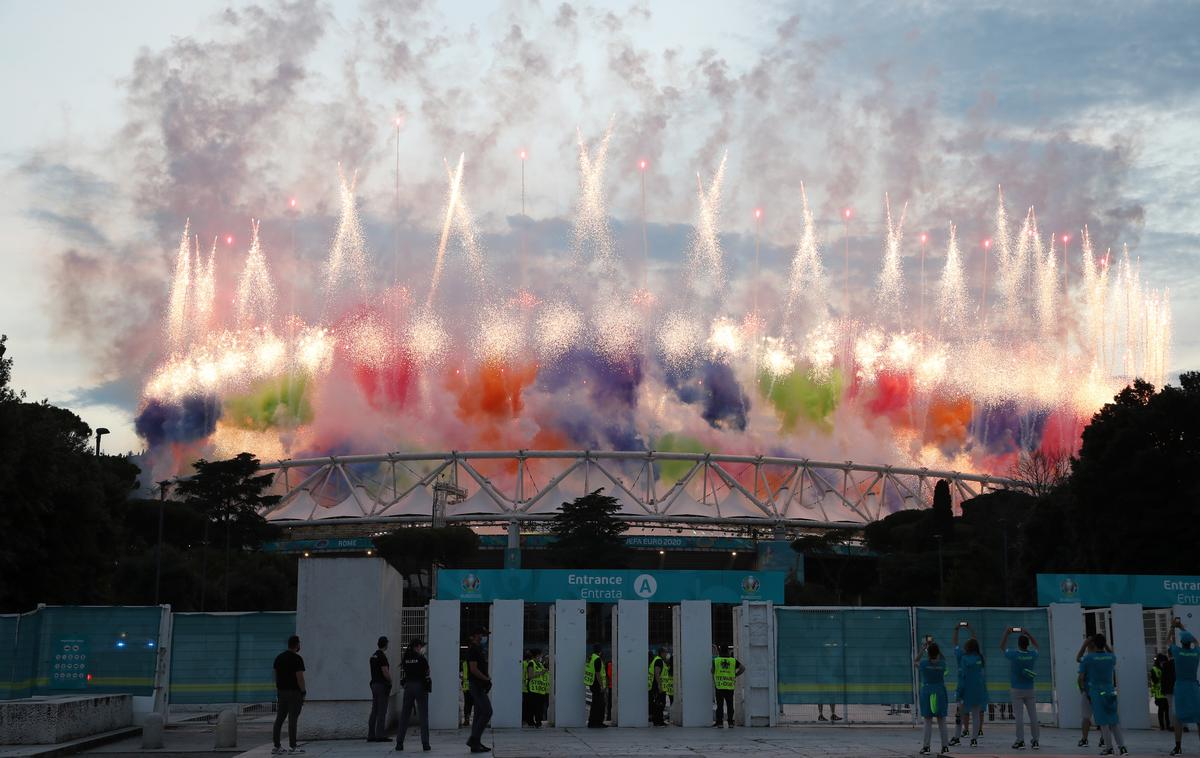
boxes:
[934,534,945,605]
[95,427,110,457]
[155,480,172,605]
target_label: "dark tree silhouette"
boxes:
[546,489,632,568]
[174,453,280,610]
[374,526,480,603]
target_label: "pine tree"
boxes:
[547,489,631,568]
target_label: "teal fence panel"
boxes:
[0,614,34,699]
[170,612,295,704]
[35,606,163,696]
[914,608,1053,703]
[777,607,914,704]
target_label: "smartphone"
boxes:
[924,635,933,644]
[1012,627,1022,633]
[958,621,968,628]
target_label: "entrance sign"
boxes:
[1037,573,1200,607]
[437,569,784,603]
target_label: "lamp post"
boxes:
[155,480,172,605]
[934,534,945,605]
[1000,518,1009,607]
[94,427,110,457]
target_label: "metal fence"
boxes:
[776,606,1054,723]
[169,612,296,704]
[0,606,164,699]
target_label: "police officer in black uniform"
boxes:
[368,636,392,742]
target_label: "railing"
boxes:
[259,450,1020,526]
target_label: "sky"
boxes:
[1,0,1197,455]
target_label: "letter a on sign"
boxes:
[634,574,658,598]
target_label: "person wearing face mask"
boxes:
[394,638,431,752]
[465,627,494,753]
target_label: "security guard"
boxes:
[521,650,532,726]
[527,648,549,727]
[662,651,675,711]
[584,645,607,728]
[460,654,473,727]
[648,648,667,725]
[712,645,745,727]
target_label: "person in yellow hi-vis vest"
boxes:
[521,650,533,726]
[527,648,549,728]
[460,655,473,727]
[712,644,745,727]
[662,650,675,712]
[584,645,608,728]
[648,648,667,726]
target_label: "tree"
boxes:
[1059,374,1200,574]
[546,489,632,568]
[373,526,480,604]
[790,529,867,604]
[1009,449,1071,497]
[931,479,954,538]
[173,453,280,610]
[0,336,140,610]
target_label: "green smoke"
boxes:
[758,366,843,432]
[223,373,314,431]
[653,432,706,484]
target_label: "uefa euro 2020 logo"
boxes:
[741,575,761,595]
[1060,577,1078,598]
[462,573,481,593]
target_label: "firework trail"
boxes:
[137,131,1174,491]
[166,220,192,352]
[937,222,967,331]
[572,117,617,275]
[235,219,276,327]
[876,194,907,323]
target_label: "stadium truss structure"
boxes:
[261,450,1021,529]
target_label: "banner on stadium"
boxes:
[1037,573,1200,607]
[436,568,784,603]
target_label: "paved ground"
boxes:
[230,725,1193,758]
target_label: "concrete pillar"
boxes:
[1049,603,1085,728]
[1110,603,1150,729]
[615,599,648,727]
[295,556,404,738]
[213,708,237,748]
[141,712,164,749]
[427,599,461,730]
[734,601,776,726]
[553,600,586,727]
[678,600,713,727]
[489,600,524,727]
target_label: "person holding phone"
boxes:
[1078,633,1127,755]
[915,637,950,755]
[953,622,988,747]
[1168,618,1199,756]
[1001,625,1040,750]
[1076,634,1110,748]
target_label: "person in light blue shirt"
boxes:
[1078,634,1127,756]
[915,638,950,755]
[1001,625,1040,750]
[953,622,988,747]
[1168,618,1200,756]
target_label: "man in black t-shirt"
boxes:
[367,636,392,742]
[272,635,306,754]
[465,626,493,753]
